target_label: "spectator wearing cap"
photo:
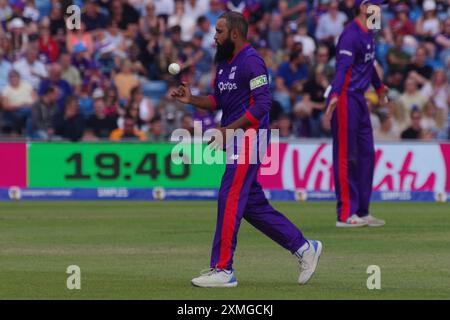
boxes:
[53,96,86,142]
[60,52,82,96]
[87,88,118,139]
[389,3,415,36]
[8,17,28,58]
[39,63,73,112]
[315,0,347,45]
[416,0,441,40]
[1,69,37,135]
[30,85,58,140]
[12,46,47,89]
[82,0,108,32]
[71,43,92,79]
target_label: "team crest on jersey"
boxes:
[229,66,237,80]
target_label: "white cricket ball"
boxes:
[168,63,180,75]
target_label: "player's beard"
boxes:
[214,36,235,63]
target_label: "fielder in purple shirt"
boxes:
[172,12,322,288]
[324,0,387,228]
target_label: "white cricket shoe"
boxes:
[297,240,323,285]
[336,214,368,228]
[362,214,386,227]
[191,268,237,288]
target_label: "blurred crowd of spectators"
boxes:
[0,0,449,142]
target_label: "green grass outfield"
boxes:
[0,201,449,300]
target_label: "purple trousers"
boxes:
[210,161,306,270]
[331,91,375,222]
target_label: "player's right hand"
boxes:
[170,82,191,104]
[324,96,338,124]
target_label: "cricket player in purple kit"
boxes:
[171,12,322,288]
[324,0,387,228]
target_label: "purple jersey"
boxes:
[208,44,271,129]
[329,18,384,98]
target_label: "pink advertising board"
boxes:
[259,143,450,193]
[0,142,27,188]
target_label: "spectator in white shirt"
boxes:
[168,0,196,42]
[1,69,38,135]
[185,0,210,21]
[315,0,347,44]
[12,46,48,90]
[294,24,316,61]
[153,0,175,16]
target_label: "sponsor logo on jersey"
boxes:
[365,51,375,63]
[218,81,238,93]
[250,75,268,90]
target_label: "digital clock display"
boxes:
[27,143,224,188]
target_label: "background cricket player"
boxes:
[324,0,387,228]
[171,12,322,288]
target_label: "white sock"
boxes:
[294,240,310,259]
